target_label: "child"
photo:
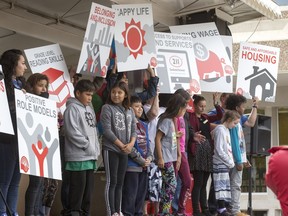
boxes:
[225,94,258,216]
[100,81,137,216]
[212,110,240,216]
[24,73,49,216]
[122,95,153,216]
[155,93,188,215]
[64,79,100,216]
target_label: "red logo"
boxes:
[190,79,200,93]
[20,156,29,173]
[122,18,146,59]
[236,88,243,95]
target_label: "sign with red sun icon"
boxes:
[122,18,146,59]
[113,4,157,72]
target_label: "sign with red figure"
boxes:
[77,3,116,77]
[15,89,61,180]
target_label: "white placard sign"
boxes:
[236,42,280,102]
[0,65,14,135]
[24,44,74,113]
[170,22,235,81]
[155,32,201,94]
[77,3,116,77]
[200,35,233,93]
[15,89,61,180]
[112,4,157,72]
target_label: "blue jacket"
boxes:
[127,120,153,171]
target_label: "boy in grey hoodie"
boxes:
[64,79,100,216]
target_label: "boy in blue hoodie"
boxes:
[225,94,258,216]
[122,95,153,216]
[64,79,100,216]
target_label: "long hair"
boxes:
[106,81,130,110]
[25,73,49,94]
[174,88,191,101]
[158,93,187,124]
[0,49,24,94]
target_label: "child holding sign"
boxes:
[24,73,49,216]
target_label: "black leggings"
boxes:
[191,170,211,214]
[103,150,128,216]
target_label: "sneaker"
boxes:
[235,212,250,216]
[112,213,119,216]
[119,212,124,216]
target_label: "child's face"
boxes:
[33,79,48,95]
[236,103,246,116]
[76,90,93,106]
[131,102,143,119]
[111,87,126,105]
[227,118,240,129]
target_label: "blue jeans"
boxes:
[171,176,181,212]
[0,142,21,215]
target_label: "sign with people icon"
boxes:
[15,89,62,180]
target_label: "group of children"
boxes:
[0,49,259,216]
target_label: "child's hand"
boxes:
[244,160,251,168]
[236,164,243,171]
[121,142,133,154]
[176,131,183,138]
[194,131,206,143]
[157,158,164,169]
[144,158,151,167]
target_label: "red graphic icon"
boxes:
[190,79,200,93]
[196,51,224,80]
[42,68,71,108]
[32,140,48,177]
[236,88,244,95]
[20,156,29,173]
[122,18,146,59]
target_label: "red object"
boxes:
[196,51,224,80]
[42,68,71,108]
[20,156,29,173]
[266,146,288,216]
